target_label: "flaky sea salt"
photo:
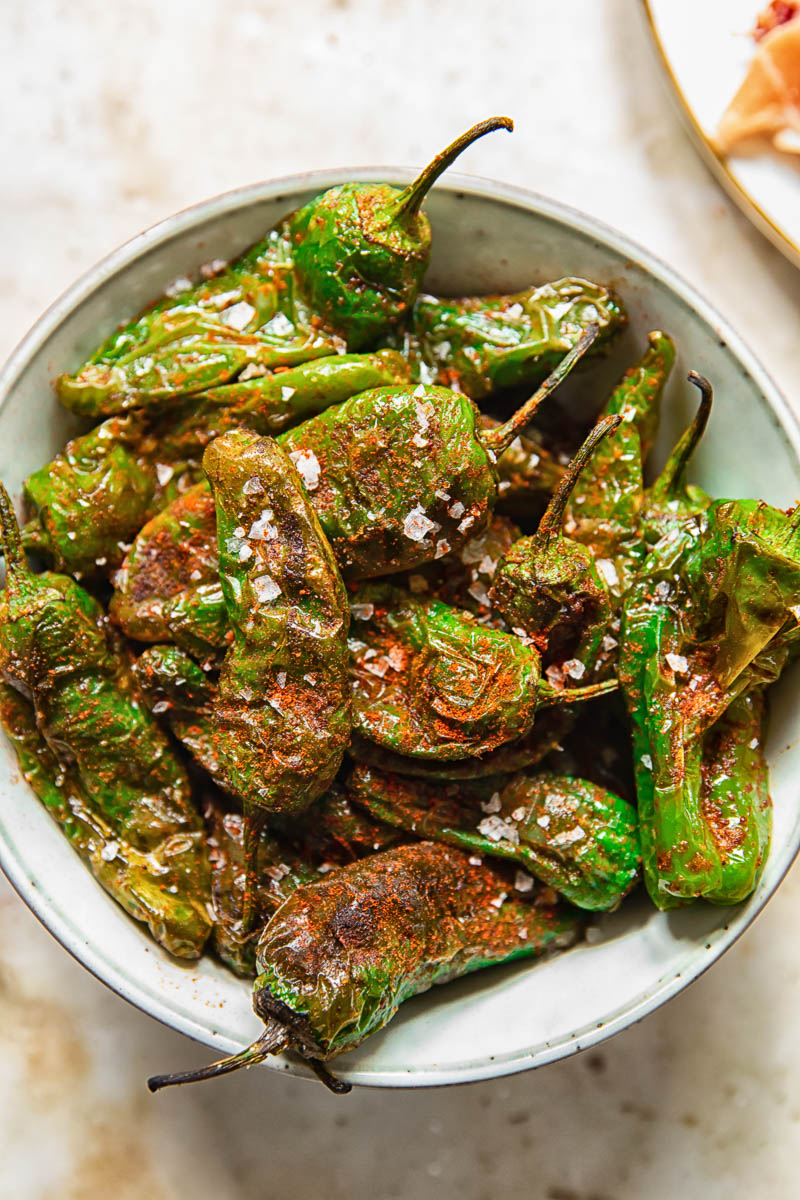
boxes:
[514,870,534,893]
[640,754,653,770]
[219,300,255,330]
[253,574,281,603]
[289,448,321,491]
[101,840,119,862]
[434,538,451,559]
[243,476,264,495]
[448,500,465,519]
[480,793,502,814]
[563,658,585,680]
[596,558,619,589]
[403,506,438,542]
[665,652,689,675]
[248,509,277,541]
[155,463,174,487]
[350,603,374,621]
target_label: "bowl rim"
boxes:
[1,167,799,1088]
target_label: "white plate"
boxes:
[1,172,799,1089]
[644,0,800,269]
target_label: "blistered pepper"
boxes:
[0,680,211,957]
[490,415,621,673]
[21,413,192,576]
[408,277,625,399]
[204,431,352,921]
[289,117,513,350]
[348,581,616,761]
[148,841,581,1093]
[347,762,640,911]
[0,486,212,957]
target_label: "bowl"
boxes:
[1,170,799,1089]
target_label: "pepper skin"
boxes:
[563,332,676,596]
[0,486,211,957]
[348,582,616,761]
[204,431,351,815]
[56,230,338,418]
[618,494,800,908]
[148,840,581,1093]
[490,415,621,672]
[409,277,626,399]
[22,413,192,576]
[289,118,513,351]
[278,325,599,578]
[0,680,211,958]
[347,762,640,911]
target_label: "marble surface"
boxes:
[1,1,800,1196]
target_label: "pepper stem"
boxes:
[538,677,619,706]
[650,371,712,503]
[147,1020,291,1092]
[536,414,623,541]
[388,117,514,226]
[482,324,600,455]
[0,484,28,579]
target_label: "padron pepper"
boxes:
[108,322,599,638]
[21,413,193,576]
[563,331,676,596]
[490,414,621,673]
[347,762,640,911]
[407,276,626,399]
[148,840,582,1094]
[288,117,513,351]
[58,119,511,416]
[348,581,616,761]
[0,485,212,957]
[0,680,211,957]
[618,490,800,907]
[203,431,352,923]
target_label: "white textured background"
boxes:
[2,2,800,1197]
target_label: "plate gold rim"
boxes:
[641,0,800,270]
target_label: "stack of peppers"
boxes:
[0,117,795,1095]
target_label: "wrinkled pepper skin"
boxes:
[252,842,580,1059]
[347,763,640,911]
[348,582,543,760]
[490,416,620,672]
[700,690,771,905]
[205,795,324,978]
[564,332,676,595]
[110,481,227,658]
[278,383,498,578]
[204,431,351,814]
[0,487,212,956]
[289,118,512,351]
[57,230,338,417]
[347,705,576,781]
[410,277,625,399]
[133,644,220,778]
[618,496,799,908]
[22,413,191,576]
[148,840,581,1093]
[0,681,212,957]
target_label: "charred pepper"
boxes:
[348,581,616,761]
[148,840,581,1093]
[347,762,640,911]
[0,486,212,957]
[490,415,621,673]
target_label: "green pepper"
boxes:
[204,430,352,922]
[408,277,626,399]
[347,762,640,911]
[22,413,193,576]
[278,324,599,578]
[563,331,676,595]
[57,231,338,417]
[618,490,799,908]
[348,581,616,761]
[0,485,212,957]
[289,118,513,351]
[347,705,577,781]
[490,415,621,673]
[148,840,582,1093]
[0,680,211,958]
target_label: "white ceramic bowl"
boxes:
[1,171,799,1089]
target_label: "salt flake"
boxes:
[403,506,438,542]
[290,448,321,491]
[253,574,281,603]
